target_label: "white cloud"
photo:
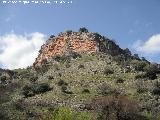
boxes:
[0,32,46,69]
[134,34,160,55]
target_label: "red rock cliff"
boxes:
[34,29,123,66]
[34,31,98,66]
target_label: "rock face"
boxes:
[34,29,123,66]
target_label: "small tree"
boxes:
[65,30,72,36]
[50,35,55,38]
[144,64,158,80]
[103,68,114,75]
[79,27,89,33]
[124,48,132,56]
[133,54,140,60]
[130,60,148,71]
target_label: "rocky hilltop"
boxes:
[1,28,160,120]
[34,28,124,66]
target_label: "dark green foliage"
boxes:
[46,53,79,64]
[131,60,148,71]
[33,83,52,94]
[69,52,81,59]
[29,76,38,82]
[0,107,9,120]
[116,78,125,83]
[92,96,146,120]
[50,35,55,38]
[52,55,63,62]
[65,30,72,36]
[52,55,70,63]
[35,64,50,75]
[42,107,93,120]
[22,85,34,97]
[79,27,89,33]
[78,64,85,69]
[61,85,73,94]
[152,82,160,95]
[123,48,132,56]
[61,85,67,92]
[136,82,148,93]
[135,73,147,79]
[41,59,48,65]
[65,62,71,68]
[146,71,157,80]
[144,64,158,80]
[99,83,120,96]
[22,83,52,97]
[82,89,90,94]
[133,54,140,60]
[93,32,102,40]
[112,55,125,65]
[141,57,149,63]
[0,76,7,83]
[103,68,114,75]
[58,80,68,86]
[17,69,31,79]
[152,87,160,95]
[48,76,54,80]
[13,99,25,111]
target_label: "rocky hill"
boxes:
[34,28,125,67]
[0,28,160,120]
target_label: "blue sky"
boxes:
[0,0,160,69]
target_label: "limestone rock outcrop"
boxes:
[34,29,124,66]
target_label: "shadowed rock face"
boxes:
[34,31,123,66]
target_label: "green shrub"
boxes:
[145,64,158,80]
[136,82,148,93]
[112,55,125,65]
[99,83,120,96]
[22,83,52,97]
[93,32,102,40]
[48,76,54,80]
[116,78,125,83]
[131,60,148,71]
[152,82,160,95]
[29,76,38,82]
[0,107,9,120]
[58,80,67,86]
[13,99,25,111]
[69,52,81,59]
[22,85,34,97]
[52,55,70,63]
[79,27,89,33]
[82,89,90,94]
[52,55,63,62]
[135,73,147,79]
[65,30,72,36]
[103,68,114,75]
[33,83,52,94]
[65,62,71,68]
[78,64,85,69]
[133,54,140,60]
[50,35,55,38]
[123,48,132,56]
[92,96,146,120]
[0,76,7,84]
[61,85,73,94]
[41,107,93,120]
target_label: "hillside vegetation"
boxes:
[0,28,160,120]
